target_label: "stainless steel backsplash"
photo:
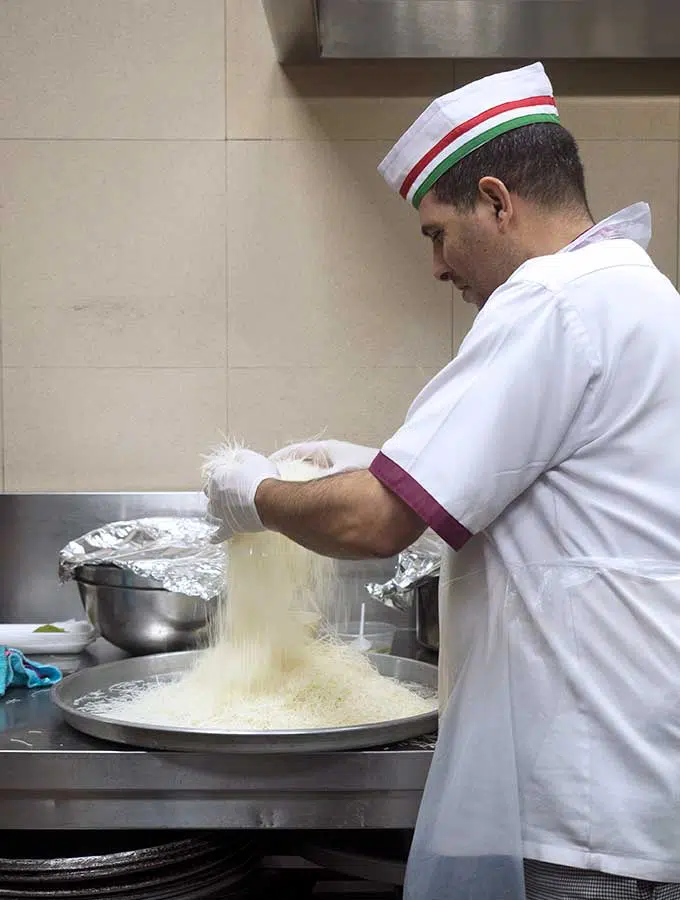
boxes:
[0,493,206,623]
[0,493,403,626]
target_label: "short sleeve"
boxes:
[369,279,601,549]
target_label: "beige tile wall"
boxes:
[1,0,679,489]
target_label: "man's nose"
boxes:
[432,246,451,282]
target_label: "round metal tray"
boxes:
[53,651,437,753]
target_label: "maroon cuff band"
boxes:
[369,452,473,551]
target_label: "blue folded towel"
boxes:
[0,647,62,697]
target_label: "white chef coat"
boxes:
[370,204,680,882]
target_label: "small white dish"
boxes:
[0,620,97,655]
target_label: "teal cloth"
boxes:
[0,647,62,696]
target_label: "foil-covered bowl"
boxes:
[60,517,223,655]
[59,517,223,601]
[365,531,443,651]
[365,531,443,612]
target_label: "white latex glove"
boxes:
[270,439,379,475]
[203,448,279,543]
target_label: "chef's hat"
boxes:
[379,62,560,209]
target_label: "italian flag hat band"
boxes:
[408,111,560,208]
[399,97,560,209]
[404,99,560,208]
[378,63,561,208]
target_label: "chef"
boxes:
[206,63,680,900]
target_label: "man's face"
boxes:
[418,188,513,309]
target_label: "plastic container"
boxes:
[335,621,397,654]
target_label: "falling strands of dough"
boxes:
[82,457,436,730]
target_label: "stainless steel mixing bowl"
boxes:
[76,580,218,656]
[412,575,439,652]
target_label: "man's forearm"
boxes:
[255,469,425,560]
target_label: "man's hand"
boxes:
[271,440,378,475]
[203,448,279,543]
[203,443,426,559]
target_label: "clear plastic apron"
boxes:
[404,553,680,900]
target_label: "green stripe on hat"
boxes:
[412,112,561,209]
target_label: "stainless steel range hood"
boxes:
[262,0,680,62]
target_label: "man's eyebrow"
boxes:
[421,225,437,237]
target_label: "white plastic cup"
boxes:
[335,621,397,654]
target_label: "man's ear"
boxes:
[478,176,513,228]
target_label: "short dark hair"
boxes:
[431,123,590,214]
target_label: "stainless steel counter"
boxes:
[0,636,437,831]
[0,491,434,831]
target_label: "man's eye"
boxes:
[431,231,443,244]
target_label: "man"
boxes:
[207,63,680,900]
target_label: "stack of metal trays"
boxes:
[0,833,259,899]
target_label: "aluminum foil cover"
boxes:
[366,531,442,611]
[59,517,222,601]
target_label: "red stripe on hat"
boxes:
[399,94,556,199]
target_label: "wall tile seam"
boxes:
[0,365,229,371]
[226,136,421,143]
[224,94,230,436]
[0,137,227,143]
[224,365,443,371]
[0,251,5,490]
[1,365,227,371]
[223,136,680,145]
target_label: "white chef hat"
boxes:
[379,62,560,208]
